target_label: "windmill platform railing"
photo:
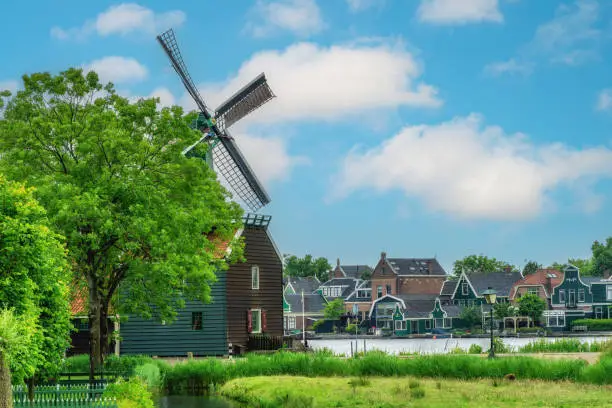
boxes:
[243,213,271,228]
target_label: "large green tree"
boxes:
[459,306,482,331]
[324,298,345,320]
[0,176,71,392]
[453,255,516,277]
[284,254,332,282]
[522,260,541,276]
[591,238,612,277]
[517,294,546,326]
[548,258,594,276]
[0,69,244,379]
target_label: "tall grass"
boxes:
[518,339,612,353]
[160,351,611,393]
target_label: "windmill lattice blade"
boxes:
[157,29,212,118]
[213,133,270,212]
[215,73,275,129]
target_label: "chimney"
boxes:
[504,265,512,273]
[381,251,387,261]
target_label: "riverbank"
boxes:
[219,376,612,407]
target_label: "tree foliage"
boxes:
[0,69,244,376]
[324,298,345,320]
[591,238,612,277]
[0,176,71,384]
[548,258,594,276]
[517,294,546,326]
[453,255,515,277]
[459,306,482,330]
[522,260,541,276]
[0,309,32,408]
[284,254,332,282]
[493,302,518,321]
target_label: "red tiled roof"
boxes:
[70,285,88,316]
[509,268,564,299]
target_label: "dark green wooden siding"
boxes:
[551,268,593,305]
[120,272,227,357]
[591,283,611,303]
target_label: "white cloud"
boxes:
[0,80,18,93]
[182,40,440,124]
[231,132,309,184]
[84,56,148,84]
[245,0,325,38]
[484,58,533,76]
[527,0,600,65]
[51,3,185,40]
[417,0,503,25]
[346,0,385,12]
[332,114,612,220]
[596,89,612,111]
[149,87,176,108]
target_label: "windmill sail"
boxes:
[213,131,271,211]
[157,29,211,117]
[156,28,274,212]
[215,73,275,130]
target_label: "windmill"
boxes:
[156,28,275,212]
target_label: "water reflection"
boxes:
[157,396,235,408]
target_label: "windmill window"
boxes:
[251,265,260,290]
[461,282,469,295]
[191,312,203,330]
[251,309,262,333]
[578,289,585,303]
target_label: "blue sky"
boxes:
[2,0,612,273]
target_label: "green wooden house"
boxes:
[441,271,522,307]
[546,264,612,329]
[369,295,460,335]
[119,214,284,357]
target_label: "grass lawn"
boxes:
[220,376,612,407]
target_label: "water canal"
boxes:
[309,335,611,355]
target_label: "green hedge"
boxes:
[572,319,612,331]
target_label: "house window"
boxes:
[251,309,262,333]
[425,320,431,329]
[395,320,404,331]
[191,312,203,330]
[578,289,585,303]
[434,318,443,328]
[377,286,383,298]
[607,286,612,301]
[251,266,260,290]
[462,281,468,295]
[443,318,452,328]
[568,290,576,306]
[528,287,539,296]
[386,284,392,295]
[559,289,565,303]
[595,306,603,319]
[288,316,296,329]
[546,312,565,327]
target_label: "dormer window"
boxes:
[461,281,468,295]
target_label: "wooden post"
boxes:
[350,341,353,357]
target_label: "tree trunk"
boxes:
[0,351,13,408]
[26,377,34,402]
[99,306,109,369]
[88,281,102,383]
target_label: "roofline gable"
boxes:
[451,272,478,299]
[369,294,406,318]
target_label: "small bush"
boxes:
[345,324,358,334]
[449,347,466,354]
[408,380,420,389]
[488,337,511,354]
[410,387,425,399]
[134,363,162,390]
[103,378,155,408]
[468,344,482,354]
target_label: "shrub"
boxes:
[103,378,155,408]
[488,337,511,354]
[410,387,425,399]
[345,324,358,334]
[468,344,482,354]
[572,319,612,331]
[134,363,162,390]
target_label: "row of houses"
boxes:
[283,252,612,335]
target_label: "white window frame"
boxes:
[425,320,431,329]
[578,289,585,303]
[443,318,452,328]
[558,289,565,303]
[434,318,443,328]
[251,309,262,333]
[462,281,469,295]
[377,285,383,298]
[394,320,402,331]
[528,287,538,296]
[595,306,603,319]
[607,286,612,301]
[544,311,565,327]
[288,316,296,329]
[251,265,260,290]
